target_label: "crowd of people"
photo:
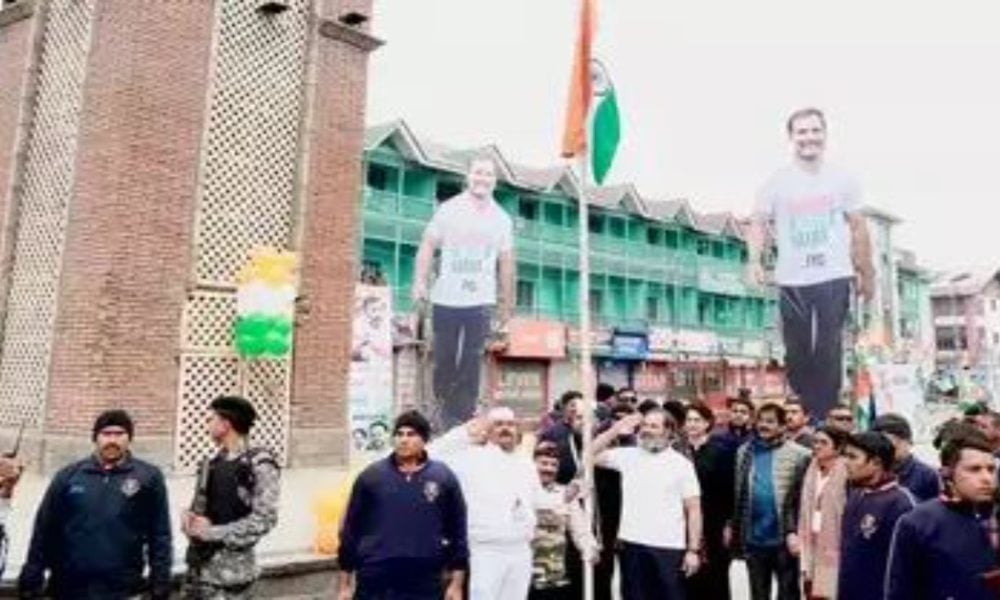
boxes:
[0,396,280,599]
[339,386,1000,600]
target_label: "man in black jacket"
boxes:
[18,410,172,599]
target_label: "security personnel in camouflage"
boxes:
[530,442,598,600]
[182,396,281,599]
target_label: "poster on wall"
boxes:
[348,284,394,462]
[869,363,923,424]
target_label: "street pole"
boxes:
[576,153,596,600]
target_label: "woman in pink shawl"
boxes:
[797,426,850,600]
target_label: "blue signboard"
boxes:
[612,333,649,360]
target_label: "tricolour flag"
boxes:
[560,0,595,158]
[590,60,620,184]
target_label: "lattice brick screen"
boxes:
[0,0,96,428]
[175,0,308,470]
[174,355,240,472]
[192,0,307,286]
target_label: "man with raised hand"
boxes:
[431,406,553,600]
[592,407,703,600]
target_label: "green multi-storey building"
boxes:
[357,120,787,414]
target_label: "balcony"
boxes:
[362,188,434,222]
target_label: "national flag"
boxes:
[560,0,595,158]
[590,61,620,184]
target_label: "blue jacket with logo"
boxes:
[886,498,999,600]
[837,480,915,600]
[18,455,173,599]
[339,454,468,596]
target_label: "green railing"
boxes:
[362,188,434,222]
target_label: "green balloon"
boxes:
[236,333,266,357]
[271,318,292,336]
[268,338,291,356]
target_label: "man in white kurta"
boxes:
[431,407,556,600]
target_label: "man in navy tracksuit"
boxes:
[886,427,1000,600]
[872,414,941,502]
[338,410,468,599]
[18,410,172,599]
[837,432,915,600]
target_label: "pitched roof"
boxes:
[645,199,696,226]
[585,184,647,215]
[363,120,749,240]
[694,212,743,238]
[931,268,1000,297]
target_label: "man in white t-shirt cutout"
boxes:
[592,408,703,600]
[413,157,515,429]
[747,108,874,418]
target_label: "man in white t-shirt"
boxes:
[747,108,874,418]
[413,157,515,429]
[592,408,703,600]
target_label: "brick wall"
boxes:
[289,4,378,466]
[44,1,214,465]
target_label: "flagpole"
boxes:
[576,151,596,600]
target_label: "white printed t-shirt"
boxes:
[598,446,701,550]
[424,193,514,308]
[755,163,860,287]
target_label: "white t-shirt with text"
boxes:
[599,446,700,550]
[755,163,860,287]
[424,194,514,307]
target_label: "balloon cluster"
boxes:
[235,248,298,358]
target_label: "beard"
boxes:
[639,435,667,453]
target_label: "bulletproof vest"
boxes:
[205,454,254,526]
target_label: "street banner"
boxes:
[348,284,394,462]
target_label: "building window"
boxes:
[435,180,462,201]
[366,165,390,191]
[646,297,660,322]
[518,199,538,221]
[589,290,603,318]
[516,281,535,311]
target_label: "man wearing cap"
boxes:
[431,406,556,600]
[872,413,941,503]
[18,410,173,599]
[338,410,468,600]
[183,396,281,598]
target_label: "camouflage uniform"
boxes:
[531,484,598,591]
[184,447,281,600]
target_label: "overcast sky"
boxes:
[366,0,1000,273]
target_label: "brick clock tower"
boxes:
[0,0,379,472]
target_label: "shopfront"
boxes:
[596,325,650,390]
[490,318,566,419]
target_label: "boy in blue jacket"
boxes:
[886,426,999,600]
[838,432,915,600]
